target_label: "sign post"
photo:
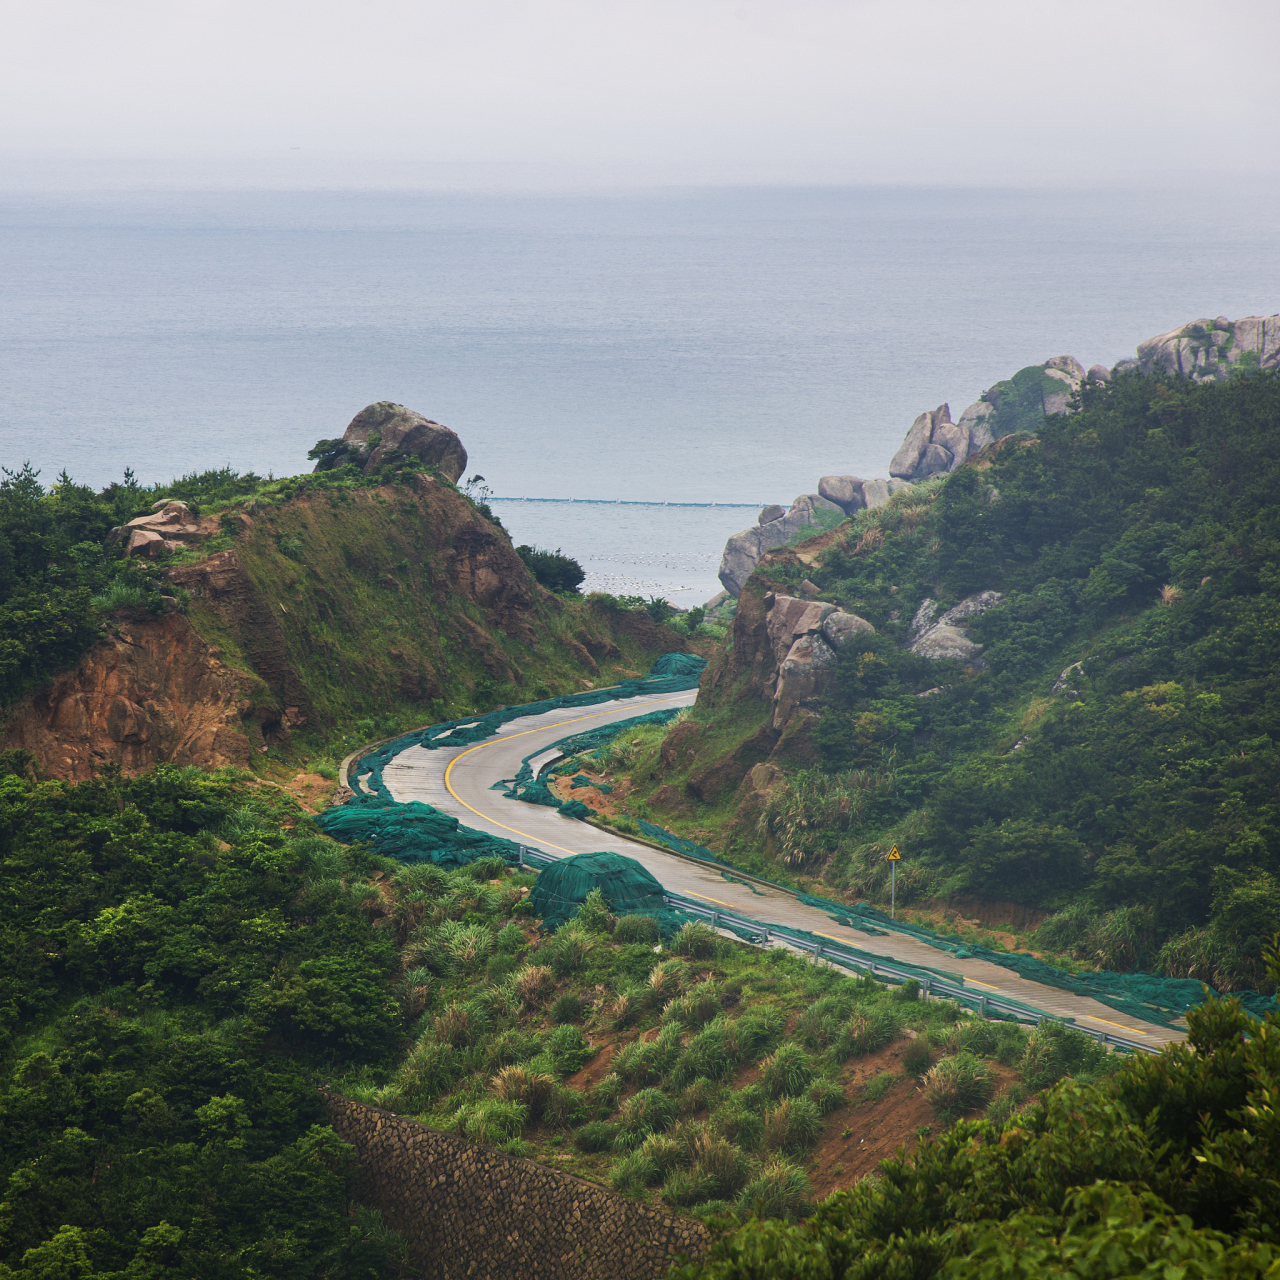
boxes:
[886,845,901,919]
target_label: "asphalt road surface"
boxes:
[367,689,1184,1049]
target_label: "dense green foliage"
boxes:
[0,763,409,1280]
[731,371,1280,988]
[673,948,1280,1280]
[515,545,586,595]
[0,466,171,704]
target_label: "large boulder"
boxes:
[335,402,468,483]
[909,591,1004,663]
[1135,315,1280,382]
[764,594,873,728]
[758,504,786,524]
[116,500,208,558]
[889,403,978,481]
[717,493,845,597]
[817,475,866,514]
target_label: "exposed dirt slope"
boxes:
[1,612,255,781]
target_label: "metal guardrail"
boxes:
[513,845,1162,1056]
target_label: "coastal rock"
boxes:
[759,504,786,524]
[861,478,911,509]
[1087,364,1111,382]
[1135,315,1280,383]
[762,594,874,726]
[817,475,867,514]
[956,400,996,452]
[909,591,1004,663]
[1041,356,1086,415]
[773,632,837,728]
[890,403,984,481]
[340,402,468,483]
[717,494,845,597]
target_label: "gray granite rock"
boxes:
[773,632,838,728]
[759,504,786,524]
[1136,315,1280,383]
[340,402,468,482]
[1087,364,1111,382]
[817,475,867,514]
[821,610,875,649]
[909,591,1004,663]
[717,495,845,596]
[861,478,912,509]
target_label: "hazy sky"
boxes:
[3,0,1278,186]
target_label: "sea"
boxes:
[3,177,1278,605]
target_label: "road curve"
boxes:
[369,690,1185,1049]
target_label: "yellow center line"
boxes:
[966,980,1002,991]
[440,695,691,854]
[1080,1014,1147,1034]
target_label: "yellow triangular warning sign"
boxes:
[887,846,900,860]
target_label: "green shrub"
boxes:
[550,992,586,1024]
[662,1167,715,1208]
[452,1098,528,1145]
[574,887,616,935]
[807,1076,846,1115]
[495,923,526,954]
[901,1037,933,1077]
[516,544,585,594]
[760,1043,814,1099]
[546,1023,593,1074]
[734,1158,812,1222]
[924,1052,994,1118]
[672,921,721,959]
[617,1088,679,1143]
[762,1096,823,1154]
[610,1150,659,1194]
[573,1121,620,1153]
[837,1004,902,1060]
[613,914,660,945]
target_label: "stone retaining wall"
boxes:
[322,1092,708,1279]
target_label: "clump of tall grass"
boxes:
[757,767,897,869]
[923,1052,993,1119]
[735,1158,812,1222]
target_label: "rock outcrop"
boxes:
[113,500,214,558]
[321,402,469,483]
[0,613,256,781]
[765,593,874,728]
[909,592,1004,663]
[717,493,844,597]
[718,481,909,598]
[1135,315,1280,382]
[891,357,1085,483]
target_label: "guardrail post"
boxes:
[517,845,525,870]
[980,995,988,1016]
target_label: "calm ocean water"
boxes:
[2,182,1277,603]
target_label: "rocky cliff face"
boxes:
[1131,315,1280,382]
[1,613,256,781]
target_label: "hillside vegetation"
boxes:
[0,452,684,777]
[608,371,1280,990]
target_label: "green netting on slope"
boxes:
[499,708,683,805]
[530,850,697,939]
[348,653,706,802]
[596,806,1277,1027]
[313,796,523,868]
[825,900,1277,1026]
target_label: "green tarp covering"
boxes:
[530,851,672,932]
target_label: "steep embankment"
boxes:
[618,369,1280,990]
[3,472,684,779]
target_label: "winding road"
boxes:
[361,688,1185,1049]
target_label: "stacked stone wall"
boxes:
[322,1092,708,1279]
